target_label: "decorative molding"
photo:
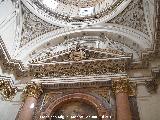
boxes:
[30,43,132,64]
[56,0,104,7]
[29,57,130,78]
[15,26,151,61]
[0,37,28,78]
[41,93,109,118]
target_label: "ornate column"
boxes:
[18,83,43,120]
[112,77,135,120]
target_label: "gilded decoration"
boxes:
[22,82,43,100]
[29,58,129,78]
[0,80,17,100]
[112,77,136,96]
[69,45,86,61]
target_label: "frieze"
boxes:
[29,57,130,78]
[0,38,28,78]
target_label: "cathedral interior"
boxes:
[0,0,160,120]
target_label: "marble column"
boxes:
[18,83,43,120]
[112,77,134,120]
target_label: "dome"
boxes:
[23,0,131,27]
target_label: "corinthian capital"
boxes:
[0,80,17,100]
[23,82,43,100]
[112,77,136,96]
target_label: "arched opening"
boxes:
[51,100,100,120]
[42,93,110,120]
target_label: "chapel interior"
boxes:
[0,0,160,120]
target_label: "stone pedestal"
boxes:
[17,83,43,120]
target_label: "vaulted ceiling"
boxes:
[0,0,156,69]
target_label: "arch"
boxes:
[15,24,151,63]
[41,93,110,119]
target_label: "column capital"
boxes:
[0,80,17,100]
[112,77,136,96]
[23,82,43,100]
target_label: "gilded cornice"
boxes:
[22,83,43,100]
[29,57,130,78]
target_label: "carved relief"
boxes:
[0,79,17,100]
[109,0,149,35]
[56,0,104,7]
[22,82,43,100]
[20,4,61,47]
[29,58,130,78]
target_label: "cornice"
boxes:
[0,37,28,78]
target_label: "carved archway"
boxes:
[42,93,110,120]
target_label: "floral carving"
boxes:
[109,0,148,35]
[22,82,43,100]
[20,4,61,47]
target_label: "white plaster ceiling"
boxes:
[0,0,155,67]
